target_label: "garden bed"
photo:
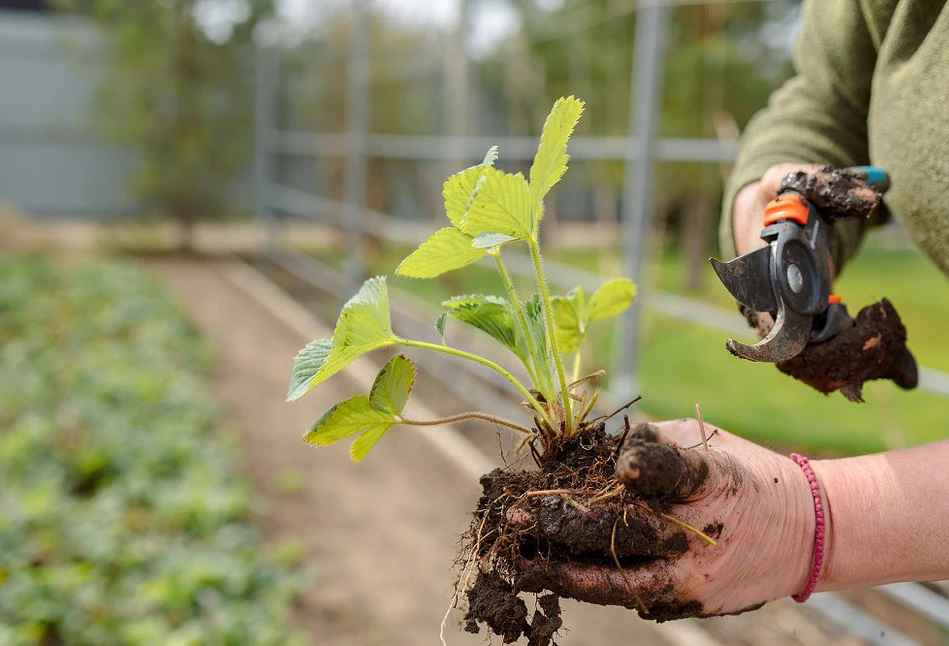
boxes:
[0,257,303,645]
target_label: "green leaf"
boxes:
[481,145,499,166]
[369,354,415,415]
[522,294,554,392]
[303,355,416,463]
[434,312,447,343]
[349,424,392,463]
[442,294,525,363]
[549,280,635,358]
[443,146,498,228]
[551,287,585,354]
[286,338,333,402]
[471,232,518,249]
[530,96,585,209]
[303,395,395,447]
[443,166,488,229]
[304,395,398,463]
[588,278,637,321]
[462,168,533,240]
[286,277,397,401]
[396,227,487,278]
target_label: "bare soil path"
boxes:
[147,258,689,646]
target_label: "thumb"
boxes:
[615,423,736,502]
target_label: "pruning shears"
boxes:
[708,166,890,363]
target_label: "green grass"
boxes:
[308,233,949,455]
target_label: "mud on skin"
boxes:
[462,425,710,644]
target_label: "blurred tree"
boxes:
[493,0,797,288]
[0,0,53,12]
[283,7,445,223]
[56,0,273,250]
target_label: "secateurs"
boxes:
[709,166,891,364]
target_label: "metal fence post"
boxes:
[443,0,470,173]
[343,0,371,291]
[255,43,279,256]
[612,1,670,398]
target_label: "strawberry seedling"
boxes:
[288,97,699,644]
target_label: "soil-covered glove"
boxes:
[742,299,918,402]
[508,420,818,621]
[734,165,917,401]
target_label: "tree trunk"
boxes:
[593,178,620,274]
[684,195,712,292]
[178,205,197,253]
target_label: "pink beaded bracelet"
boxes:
[789,453,825,603]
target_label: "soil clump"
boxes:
[742,299,917,401]
[461,423,698,645]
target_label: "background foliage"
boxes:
[55,0,273,247]
[0,257,304,645]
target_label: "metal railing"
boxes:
[254,244,949,646]
[251,3,949,639]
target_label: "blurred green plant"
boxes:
[0,257,305,645]
[501,0,797,288]
[56,0,273,250]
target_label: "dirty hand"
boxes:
[731,162,882,257]
[512,419,817,620]
[731,163,913,400]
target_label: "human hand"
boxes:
[731,164,910,399]
[510,420,818,620]
[732,163,823,256]
[731,163,882,257]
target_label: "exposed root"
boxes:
[593,395,643,424]
[568,369,607,390]
[628,500,719,547]
[611,416,632,463]
[684,428,719,450]
[695,404,709,451]
[461,419,708,644]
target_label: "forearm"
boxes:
[813,441,949,590]
[721,0,877,264]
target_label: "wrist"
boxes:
[732,181,764,257]
[812,445,949,591]
[774,455,820,599]
[736,454,817,601]
[810,456,902,591]
[810,457,880,591]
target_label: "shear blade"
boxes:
[709,247,777,313]
[726,308,811,363]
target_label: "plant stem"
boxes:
[571,350,582,384]
[400,412,533,435]
[528,238,572,431]
[492,251,549,397]
[399,339,551,425]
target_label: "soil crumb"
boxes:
[528,594,563,646]
[465,572,529,643]
[742,299,917,400]
[779,165,881,222]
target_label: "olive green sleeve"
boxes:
[720,0,888,269]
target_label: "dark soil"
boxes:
[779,165,882,222]
[743,299,918,401]
[461,423,696,645]
[464,571,529,642]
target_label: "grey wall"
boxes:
[0,10,142,218]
